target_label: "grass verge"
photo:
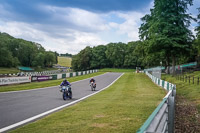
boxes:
[57,56,72,67]
[99,68,135,72]
[162,73,200,112]
[10,73,166,133]
[0,67,20,74]
[0,72,105,92]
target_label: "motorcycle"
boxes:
[90,82,96,91]
[60,85,72,100]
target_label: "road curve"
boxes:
[0,72,122,131]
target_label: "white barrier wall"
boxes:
[73,72,76,77]
[78,72,81,75]
[66,73,70,78]
[0,76,31,85]
[57,74,62,79]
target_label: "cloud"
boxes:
[0,20,106,55]
[0,1,153,54]
[39,6,109,32]
[116,12,145,41]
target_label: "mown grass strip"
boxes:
[0,67,20,74]
[0,72,105,92]
[162,74,200,112]
[10,73,166,133]
[99,68,135,72]
[57,56,72,67]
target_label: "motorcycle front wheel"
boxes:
[63,92,67,100]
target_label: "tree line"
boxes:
[0,32,58,68]
[72,0,200,73]
[60,53,73,57]
[72,41,148,71]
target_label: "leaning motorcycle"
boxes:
[90,82,96,91]
[60,85,72,100]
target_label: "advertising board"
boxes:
[0,76,31,85]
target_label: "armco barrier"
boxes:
[137,71,176,133]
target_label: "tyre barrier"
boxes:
[137,71,176,133]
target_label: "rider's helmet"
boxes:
[63,79,67,83]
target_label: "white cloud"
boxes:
[0,4,149,54]
[40,5,109,32]
[0,21,106,54]
[116,12,144,41]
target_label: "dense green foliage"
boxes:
[139,0,196,74]
[0,32,57,68]
[71,41,145,71]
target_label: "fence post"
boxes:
[189,76,190,84]
[185,75,187,82]
[193,77,194,84]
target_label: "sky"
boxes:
[0,0,200,54]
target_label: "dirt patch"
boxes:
[94,114,106,118]
[175,95,200,133]
[91,123,108,128]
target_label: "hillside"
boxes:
[57,56,72,67]
[0,32,57,68]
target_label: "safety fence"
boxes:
[137,71,176,133]
[0,69,72,77]
[0,69,98,86]
[176,74,200,85]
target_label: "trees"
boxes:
[195,7,200,66]
[71,42,144,71]
[72,46,92,71]
[139,0,194,74]
[90,45,108,69]
[0,32,57,68]
[105,42,126,68]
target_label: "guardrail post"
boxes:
[168,95,175,133]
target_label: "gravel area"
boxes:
[175,95,200,133]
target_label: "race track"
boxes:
[0,72,122,132]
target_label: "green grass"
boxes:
[0,72,105,92]
[10,73,166,133]
[57,56,72,67]
[162,73,200,112]
[99,68,135,72]
[0,67,20,74]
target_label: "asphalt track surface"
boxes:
[0,72,122,132]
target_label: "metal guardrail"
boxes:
[137,71,176,133]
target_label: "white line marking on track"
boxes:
[0,73,124,133]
